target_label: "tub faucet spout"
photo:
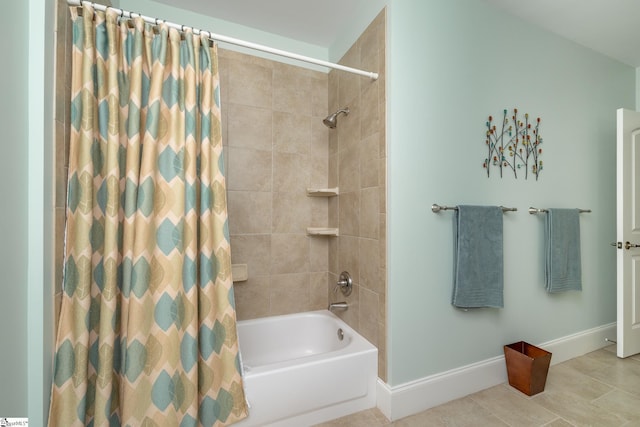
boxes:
[329,302,348,311]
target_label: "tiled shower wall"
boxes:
[219,49,333,319]
[328,10,387,381]
[54,0,70,338]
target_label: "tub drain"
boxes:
[337,328,344,341]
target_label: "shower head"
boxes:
[323,107,350,128]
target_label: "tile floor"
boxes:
[315,346,640,426]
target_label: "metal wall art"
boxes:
[483,108,543,180]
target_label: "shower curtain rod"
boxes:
[67,0,379,80]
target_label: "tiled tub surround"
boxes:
[328,10,387,381]
[220,27,390,408]
[219,48,332,320]
[220,9,387,380]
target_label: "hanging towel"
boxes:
[452,205,504,308]
[545,208,582,292]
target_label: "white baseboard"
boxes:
[377,322,616,421]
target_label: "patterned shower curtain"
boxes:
[49,5,248,426]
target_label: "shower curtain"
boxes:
[49,5,248,426]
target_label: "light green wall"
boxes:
[27,0,55,424]
[0,0,29,416]
[636,68,640,111]
[386,0,634,385]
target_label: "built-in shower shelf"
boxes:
[306,227,339,236]
[306,187,339,197]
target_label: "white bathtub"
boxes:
[234,310,378,427]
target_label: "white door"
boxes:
[616,108,640,358]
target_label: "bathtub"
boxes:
[234,310,378,427]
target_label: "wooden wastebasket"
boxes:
[503,341,552,396]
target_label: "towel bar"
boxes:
[431,204,517,213]
[528,207,591,214]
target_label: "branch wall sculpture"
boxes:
[483,108,543,180]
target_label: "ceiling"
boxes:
[150,0,640,67]
[483,0,640,67]
[149,0,367,47]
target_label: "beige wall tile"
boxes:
[234,276,271,320]
[361,132,379,189]
[308,154,329,189]
[339,190,360,237]
[226,103,272,151]
[378,158,387,210]
[337,101,361,153]
[55,207,66,294]
[377,320,387,381]
[230,234,271,277]
[360,188,379,239]
[335,282,359,331]
[227,147,272,192]
[379,214,386,270]
[273,63,316,116]
[328,153,338,187]
[55,121,67,208]
[338,235,360,284]
[310,271,329,310]
[227,191,272,234]
[359,287,379,346]
[360,238,381,294]
[328,237,339,274]
[328,124,339,156]
[309,237,329,273]
[328,71,339,113]
[310,76,329,118]
[55,29,67,124]
[273,151,309,192]
[339,143,360,193]
[270,272,311,315]
[272,192,310,234]
[271,234,310,275]
[273,111,312,155]
[226,59,273,109]
[328,192,338,230]
[360,81,380,139]
[310,196,329,229]
[218,55,230,106]
[311,121,330,159]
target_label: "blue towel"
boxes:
[545,208,582,292]
[452,205,504,308]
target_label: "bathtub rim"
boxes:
[237,309,377,376]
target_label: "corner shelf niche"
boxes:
[306,187,339,237]
[306,187,339,197]
[306,227,339,236]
